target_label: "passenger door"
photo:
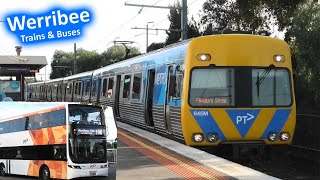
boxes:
[145,69,155,128]
[164,65,174,134]
[114,75,121,120]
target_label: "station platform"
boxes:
[116,122,279,180]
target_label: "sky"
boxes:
[0,0,206,81]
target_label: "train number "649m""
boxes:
[193,110,209,116]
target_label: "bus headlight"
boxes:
[68,165,81,169]
[267,132,278,142]
[192,133,204,142]
[206,133,219,143]
[274,55,285,62]
[280,132,290,141]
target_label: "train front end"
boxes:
[181,34,296,146]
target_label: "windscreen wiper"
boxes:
[256,64,275,97]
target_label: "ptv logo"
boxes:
[226,110,260,138]
[236,113,255,125]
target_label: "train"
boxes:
[27,34,296,147]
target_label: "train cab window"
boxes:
[252,69,291,106]
[102,78,108,97]
[189,68,235,107]
[132,73,142,100]
[122,75,131,99]
[107,77,114,98]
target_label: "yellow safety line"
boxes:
[119,130,220,180]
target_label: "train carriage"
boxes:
[28,34,296,147]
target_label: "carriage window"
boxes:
[102,78,108,97]
[68,83,73,95]
[78,82,82,95]
[122,75,131,99]
[175,66,183,98]
[107,77,114,98]
[132,73,142,100]
[85,80,91,95]
[74,83,78,95]
[92,80,97,96]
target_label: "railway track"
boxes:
[203,113,320,180]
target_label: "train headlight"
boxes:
[206,133,218,143]
[192,133,204,142]
[280,132,290,141]
[197,54,211,61]
[274,55,285,62]
[267,132,278,142]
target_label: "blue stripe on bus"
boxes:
[190,110,226,140]
[261,109,292,139]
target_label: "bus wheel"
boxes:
[0,164,5,176]
[39,166,50,180]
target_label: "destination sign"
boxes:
[76,128,106,136]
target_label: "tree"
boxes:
[264,0,305,31]
[50,46,141,79]
[50,50,73,79]
[286,1,320,108]
[101,45,141,66]
[147,42,165,52]
[76,49,102,73]
[165,2,201,46]
[166,2,182,45]
[200,0,271,34]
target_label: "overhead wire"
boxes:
[95,0,168,49]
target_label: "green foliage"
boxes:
[287,2,320,108]
[200,0,271,34]
[50,45,141,79]
[165,1,201,45]
[50,50,73,79]
[147,42,165,52]
[264,0,305,31]
[166,1,182,45]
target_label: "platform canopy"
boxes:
[0,55,47,76]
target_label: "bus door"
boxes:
[114,75,121,120]
[164,65,174,134]
[145,69,155,128]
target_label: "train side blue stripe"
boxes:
[190,110,226,140]
[261,109,292,139]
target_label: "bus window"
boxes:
[68,105,103,125]
[132,73,142,100]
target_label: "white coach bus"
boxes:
[0,102,117,179]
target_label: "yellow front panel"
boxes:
[181,35,296,146]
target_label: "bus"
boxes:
[0,102,115,179]
[28,34,296,150]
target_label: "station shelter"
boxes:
[0,50,47,101]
